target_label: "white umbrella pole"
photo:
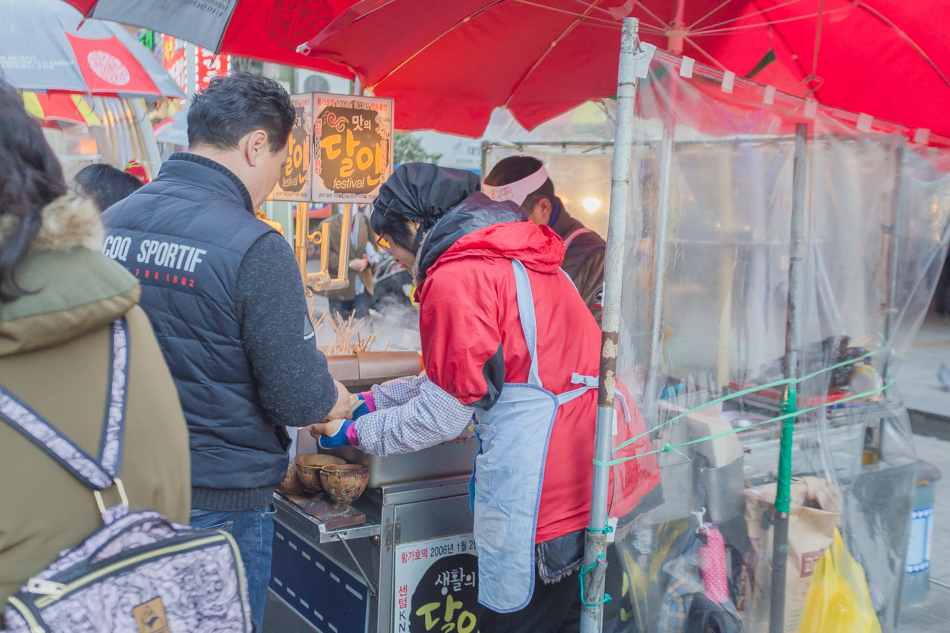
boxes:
[580,17,640,633]
[769,121,809,633]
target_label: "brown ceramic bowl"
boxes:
[276,462,307,496]
[294,454,345,493]
[320,464,370,504]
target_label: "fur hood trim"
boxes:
[28,194,102,254]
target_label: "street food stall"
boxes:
[260,18,950,633]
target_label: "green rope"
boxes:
[594,380,893,467]
[579,554,612,607]
[774,385,797,514]
[611,343,886,455]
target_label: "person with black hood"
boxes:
[309,163,659,632]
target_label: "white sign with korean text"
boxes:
[393,532,483,633]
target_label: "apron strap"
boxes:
[511,259,542,388]
[556,373,598,406]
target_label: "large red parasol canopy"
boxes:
[301,0,950,138]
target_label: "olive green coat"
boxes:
[0,195,191,609]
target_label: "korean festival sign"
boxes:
[311,93,394,203]
[393,533,485,633]
[272,93,313,202]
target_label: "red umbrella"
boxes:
[66,33,167,97]
[2,0,183,99]
[63,0,358,78]
[301,0,950,138]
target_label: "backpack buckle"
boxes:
[94,478,129,521]
[26,578,66,597]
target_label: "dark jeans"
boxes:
[328,292,372,320]
[190,504,277,632]
[480,567,582,633]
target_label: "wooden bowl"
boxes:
[320,464,370,504]
[294,454,345,493]
[276,462,306,496]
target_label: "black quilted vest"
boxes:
[102,153,289,491]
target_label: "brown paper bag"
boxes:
[738,477,842,633]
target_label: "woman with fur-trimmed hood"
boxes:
[0,79,191,610]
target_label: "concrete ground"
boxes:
[898,313,950,422]
[896,314,950,631]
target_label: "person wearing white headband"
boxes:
[484,156,607,324]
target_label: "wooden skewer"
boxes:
[325,310,343,337]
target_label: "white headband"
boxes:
[482,164,550,206]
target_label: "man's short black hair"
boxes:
[73,164,143,212]
[187,72,294,153]
[483,155,556,211]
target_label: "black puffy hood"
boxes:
[415,192,527,284]
[373,163,481,234]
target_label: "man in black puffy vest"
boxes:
[102,72,350,629]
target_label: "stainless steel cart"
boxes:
[263,439,481,633]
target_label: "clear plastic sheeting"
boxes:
[486,50,950,633]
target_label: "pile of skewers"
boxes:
[308,305,393,355]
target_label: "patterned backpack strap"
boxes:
[97,318,130,477]
[0,318,130,520]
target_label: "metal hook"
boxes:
[692,507,708,532]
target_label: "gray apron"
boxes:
[471,259,597,612]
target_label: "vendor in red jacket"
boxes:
[309,163,652,633]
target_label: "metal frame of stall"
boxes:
[576,17,917,633]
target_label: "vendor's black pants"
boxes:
[479,568,582,633]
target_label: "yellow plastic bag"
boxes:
[799,528,881,633]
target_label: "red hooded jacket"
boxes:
[417,194,658,543]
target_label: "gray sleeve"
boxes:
[369,372,428,408]
[235,232,337,427]
[354,379,475,457]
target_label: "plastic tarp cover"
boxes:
[486,51,950,633]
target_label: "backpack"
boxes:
[0,318,252,633]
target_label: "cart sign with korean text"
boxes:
[312,92,393,203]
[272,93,313,202]
[393,532,485,633]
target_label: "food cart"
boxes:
[262,352,481,633]
[258,25,950,631]
[263,457,479,633]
